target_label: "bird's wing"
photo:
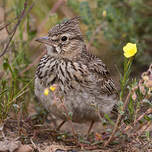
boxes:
[88,57,117,95]
[80,50,117,96]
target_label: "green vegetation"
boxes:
[68,0,152,69]
[0,0,151,150]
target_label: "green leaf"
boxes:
[104,114,115,126]
[3,58,9,70]
[79,1,94,25]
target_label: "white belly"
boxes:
[35,77,117,123]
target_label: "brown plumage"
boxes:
[35,17,118,132]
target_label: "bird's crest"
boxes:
[48,17,81,37]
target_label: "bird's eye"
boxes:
[61,36,67,41]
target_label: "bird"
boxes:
[34,17,118,134]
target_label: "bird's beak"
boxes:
[35,36,50,45]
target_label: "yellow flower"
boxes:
[123,43,137,58]
[44,88,49,96]
[50,85,56,92]
[102,10,107,17]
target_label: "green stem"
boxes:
[120,57,133,101]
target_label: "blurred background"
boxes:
[0,0,152,121]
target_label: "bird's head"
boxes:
[36,17,84,59]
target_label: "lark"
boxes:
[35,17,118,133]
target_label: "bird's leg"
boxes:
[87,120,94,136]
[56,120,66,131]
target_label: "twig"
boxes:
[30,138,41,152]
[0,0,28,57]
[122,108,152,133]
[51,86,77,137]
[38,0,66,32]
[134,108,152,124]
[60,98,77,137]
[59,2,75,18]
[130,121,151,139]
[0,0,35,58]
[0,22,14,32]
[51,0,66,14]
[104,92,131,147]
[2,0,11,35]
[20,0,65,76]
